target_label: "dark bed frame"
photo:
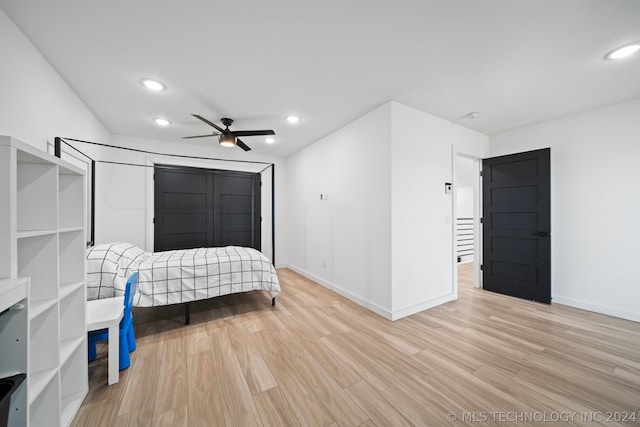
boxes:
[54,137,278,326]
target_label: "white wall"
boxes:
[390,102,488,318]
[287,102,489,319]
[0,7,110,251]
[456,155,476,219]
[0,9,110,153]
[456,187,473,219]
[0,8,289,265]
[490,98,640,322]
[286,104,393,316]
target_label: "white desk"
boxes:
[86,297,124,385]
[0,278,27,312]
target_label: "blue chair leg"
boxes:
[126,323,137,353]
[118,331,131,370]
[88,336,97,362]
[88,330,107,362]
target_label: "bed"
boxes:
[86,242,280,322]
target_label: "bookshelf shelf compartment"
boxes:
[17,161,57,232]
[59,230,84,287]
[18,233,58,303]
[1,135,87,426]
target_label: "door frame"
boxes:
[452,150,483,290]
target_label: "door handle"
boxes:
[531,231,548,237]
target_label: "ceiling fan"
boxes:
[183,114,275,151]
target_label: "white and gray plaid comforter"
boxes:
[86,242,280,307]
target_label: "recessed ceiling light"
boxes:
[153,118,171,126]
[285,115,300,124]
[140,78,166,91]
[605,43,640,60]
[265,137,275,144]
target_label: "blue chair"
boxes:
[88,272,138,370]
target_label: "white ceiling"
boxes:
[1,0,639,157]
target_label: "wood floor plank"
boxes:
[614,366,640,384]
[154,337,188,416]
[227,323,278,395]
[151,405,189,427]
[70,399,127,427]
[338,328,434,380]
[74,265,640,426]
[276,330,367,425]
[287,324,362,389]
[522,353,640,411]
[187,349,225,427]
[209,329,263,427]
[422,351,539,414]
[292,334,369,426]
[83,348,132,405]
[472,366,568,415]
[253,329,336,426]
[125,407,154,427]
[344,380,414,427]
[186,324,211,355]
[320,332,465,426]
[253,386,307,427]
[117,338,165,416]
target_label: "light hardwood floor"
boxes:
[73,265,640,426]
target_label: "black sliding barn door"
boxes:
[482,148,551,303]
[154,165,260,252]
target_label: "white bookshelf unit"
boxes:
[0,135,87,427]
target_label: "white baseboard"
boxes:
[280,266,640,324]
[552,295,640,323]
[285,264,394,319]
[284,264,457,321]
[390,293,457,321]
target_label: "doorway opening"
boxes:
[454,153,482,290]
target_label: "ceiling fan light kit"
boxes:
[184,114,276,152]
[219,133,236,147]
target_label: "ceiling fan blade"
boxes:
[232,129,276,137]
[236,138,252,151]
[182,133,220,139]
[192,114,225,133]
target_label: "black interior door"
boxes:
[482,148,550,303]
[154,165,261,252]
